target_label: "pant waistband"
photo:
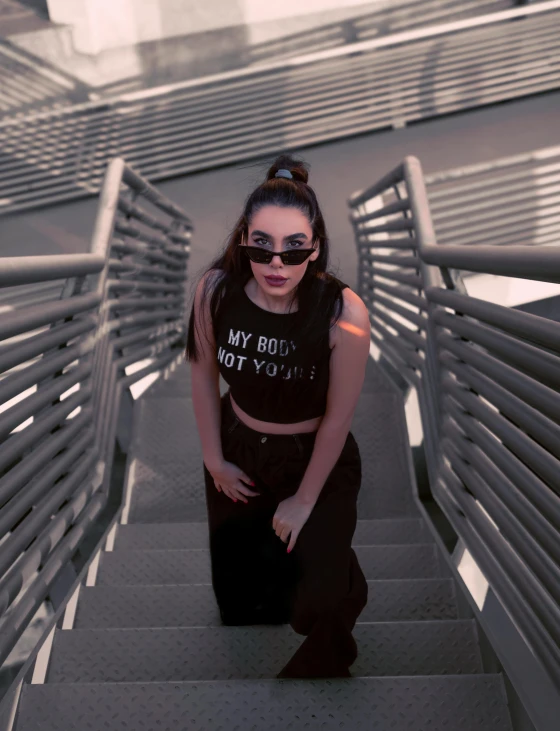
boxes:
[222,390,318,444]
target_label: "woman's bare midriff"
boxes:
[229,391,323,434]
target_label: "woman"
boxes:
[184,153,371,679]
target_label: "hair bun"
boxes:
[266,154,309,184]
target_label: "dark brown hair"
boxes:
[184,153,345,373]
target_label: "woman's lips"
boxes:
[265,276,287,283]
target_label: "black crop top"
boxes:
[215,280,348,423]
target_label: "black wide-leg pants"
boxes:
[203,390,368,678]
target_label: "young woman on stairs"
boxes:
[184,153,371,678]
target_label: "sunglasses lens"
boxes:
[242,247,313,264]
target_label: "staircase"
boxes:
[11,359,514,729]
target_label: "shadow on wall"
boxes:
[13,0,49,18]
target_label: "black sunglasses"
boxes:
[241,245,316,265]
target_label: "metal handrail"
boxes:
[1,1,559,215]
[425,144,560,261]
[0,157,192,674]
[348,155,560,712]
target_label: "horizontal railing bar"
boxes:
[0,316,95,375]
[371,304,426,350]
[121,166,193,226]
[113,321,182,351]
[443,419,560,566]
[372,269,423,288]
[107,294,183,313]
[370,328,422,388]
[361,278,427,310]
[0,280,65,305]
[432,198,560,238]
[0,388,92,472]
[3,18,556,152]
[108,258,186,281]
[0,341,91,406]
[434,470,560,687]
[437,332,560,427]
[442,376,560,494]
[405,157,560,279]
[374,291,426,329]
[0,410,92,509]
[120,348,180,389]
[0,489,105,669]
[429,288,560,354]
[443,438,560,614]
[11,0,559,130]
[6,29,555,167]
[0,293,101,341]
[0,458,98,620]
[349,163,405,206]
[106,279,184,295]
[116,332,184,371]
[111,240,188,269]
[425,144,560,187]
[356,236,417,250]
[0,255,104,286]
[356,219,415,234]
[434,220,560,249]
[369,312,424,367]
[113,220,189,254]
[444,395,560,532]
[350,198,410,223]
[364,253,420,268]
[430,175,560,216]
[433,310,560,390]
[0,437,95,578]
[441,351,560,459]
[0,361,92,441]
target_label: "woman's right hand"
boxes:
[207,460,260,503]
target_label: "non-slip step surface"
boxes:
[96,544,441,586]
[74,579,458,629]
[126,392,419,524]
[113,517,432,551]
[47,620,482,683]
[16,676,512,731]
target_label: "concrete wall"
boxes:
[46,0,390,53]
[46,0,245,53]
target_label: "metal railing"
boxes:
[0,39,89,118]
[0,158,191,676]
[348,155,560,719]
[247,0,511,66]
[1,0,559,215]
[425,144,560,266]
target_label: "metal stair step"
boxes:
[113,517,432,550]
[15,675,512,731]
[47,619,482,682]
[96,544,441,586]
[74,578,458,629]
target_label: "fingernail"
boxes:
[233,499,237,503]
[287,548,291,554]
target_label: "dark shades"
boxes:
[242,245,315,265]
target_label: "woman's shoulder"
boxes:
[329,280,369,340]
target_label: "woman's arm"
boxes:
[295,288,371,506]
[190,270,224,471]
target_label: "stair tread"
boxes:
[16,675,512,731]
[75,579,458,628]
[114,518,432,550]
[48,620,482,682]
[97,543,441,585]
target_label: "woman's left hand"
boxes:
[272,495,315,553]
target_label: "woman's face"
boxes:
[242,205,320,296]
